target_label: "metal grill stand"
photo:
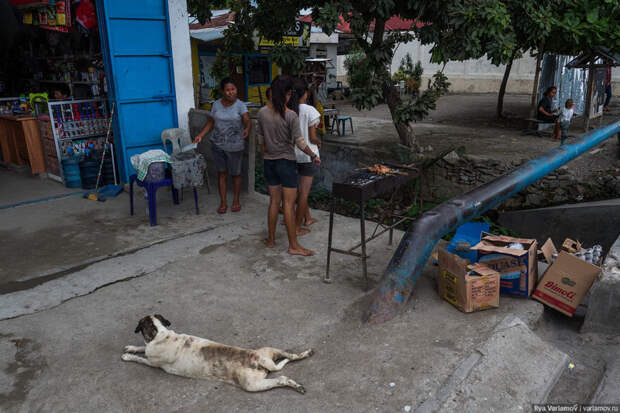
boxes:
[324,166,420,288]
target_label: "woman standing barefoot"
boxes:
[257,76,321,256]
[287,78,322,234]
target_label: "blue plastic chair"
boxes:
[336,116,354,135]
[129,173,180,226]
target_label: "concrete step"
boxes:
[498,198,620,252]
[416,316,568,413]
[590,347,620,404]
[546,357,605,404]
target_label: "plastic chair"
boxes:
[161,128,192,155]
[336,116,354,135]
[129,172,182,227]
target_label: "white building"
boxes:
[309,31,339,90]
[337,33,620,94]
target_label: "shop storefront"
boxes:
[190,14,311,109]
[0,0,192,185]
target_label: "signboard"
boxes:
[259,21,311,48]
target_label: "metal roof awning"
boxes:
[190,27,226,42]
[566,48,620,69]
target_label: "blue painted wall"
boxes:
[96,0,179,182]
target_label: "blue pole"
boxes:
[365,120,620,325]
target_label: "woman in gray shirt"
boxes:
[257,75,320,256]
[194,78,251,214]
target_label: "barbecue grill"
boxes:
[325,164,421,288]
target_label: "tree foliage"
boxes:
[269,44,306,75]
[413,0,620,117]
[187,0,455,149]
[186,0,618,145]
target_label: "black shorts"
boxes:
[264,159,298,188]
[297,162,317,177]
[212,147,243,176]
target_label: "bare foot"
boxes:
[296,227,311,236]
[263,238,275,248]
[304,217,318,227]
[288,246,315,256]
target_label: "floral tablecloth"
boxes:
[170,150,206,190]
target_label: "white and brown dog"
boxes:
[122,315,313,393]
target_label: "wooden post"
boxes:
[529,47,544,128]
[584,62,594,131]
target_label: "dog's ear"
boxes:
[154,314,171,327]
[134,318,145,334]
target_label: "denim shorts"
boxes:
[264,159,298,188]
[297,162,317,177]
[212,147,243,176]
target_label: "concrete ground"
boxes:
[0,167,257,287]
[0,213,544,412]
[0,167,553,412]
[1,93,618,412]
[328,94,620,180]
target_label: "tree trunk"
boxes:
[369,17,418,150]
[382,75,417,149]
[529,47,544,121]
[497,54,515,118]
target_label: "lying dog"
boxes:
[122,315,313,393]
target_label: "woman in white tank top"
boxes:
[288,79,322,234]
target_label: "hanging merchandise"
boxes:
[23,11,33,24]
[55,1,66,25]
[41,0,72,32]
[75,0,97,32]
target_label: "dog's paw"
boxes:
[296,385,306,394]
[123,345,143,353]
[121,353,132,362]
[305,349,314,357]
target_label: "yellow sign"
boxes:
[258,21,311,48]
[259,36,303,47]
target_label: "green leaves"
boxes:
[312,2,341,36]
[209,49,230,99]
[187,0,230,25]
[269,44,306,75]
[586,8,599,24]
[392,69,449,126]
[343,51,384,111]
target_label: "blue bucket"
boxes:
[62,155,82,188]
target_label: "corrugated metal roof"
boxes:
[566,48,620,69]
[298,14,423,33]
[189,10,235,30]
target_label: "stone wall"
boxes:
[422,151,620,210]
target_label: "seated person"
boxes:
[537,86,559,123]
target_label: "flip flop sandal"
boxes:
[217,206,227,214]
[231,205,241,212]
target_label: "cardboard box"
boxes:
[472,234,538,297]
[532,251,601,316]
[539,238,559,264]
[561,238,582,253]
[438,249,500,313]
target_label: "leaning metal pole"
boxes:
[365,120,620,325]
